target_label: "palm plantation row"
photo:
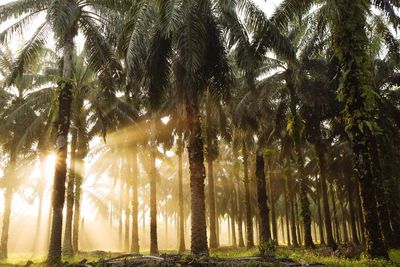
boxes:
[0,0,399,266]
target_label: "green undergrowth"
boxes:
[1,248,399,266]
[275,248,400,267]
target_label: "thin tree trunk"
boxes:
[150,114,159,255]
[231,212,237,247]
[295,196,302,245]
[267,162,277,242]
[207,159,217,248]
[286,166,298,247]
[47,32,75,266]
[63,128,77,256]
[177,134,185,253]
[124,173,130,252]
[284,180,291,246]
[346,177,360,245]
[330,184,340,243]
[316,175,325,245]
[316,144,335,248]
[242,142,254,248]
[131,147,140,253]
[72,156,83,253]
[0,180,14,259]
[186,98,208,256]
[233,145,245,248]
[339,198,349,243]
[287,72,314,248]
[255,152,271,243]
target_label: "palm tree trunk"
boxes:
[177,134,185,253]
[331,0,387,258]
[316,175,325,245]
[340,201,349,243]
[207,159,218,248]
[124,177,130,252]
[231,187,237,247]
[186,98,208,256]
[346,177,360,245]
[330,184,340,243]
[242,142,254,248]
[287,72,314,248]
[0,175,14,259]
[130,146,140,253]
[72,157,83,252]
[150,114,159,256]
[371,140,395,248]
[233,145,245,248]
[47,32,75,266]
[316,143,336,248]
[255,152,271,243]
[63,128,77,256]
[286,169,298,247]
[283,179,291,246]
[267,163,277,242]
[231,212,237,247]
[387,177,400,248]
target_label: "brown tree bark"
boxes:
[130,146,140,253]
[62,128,77,256]
[47,32,75,266]
[186,98,208,255]
[177,134,186,252]
[255,152,271,243]
[242,142,254,248]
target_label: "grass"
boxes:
[275,248,400,267]
[1,248,399,266]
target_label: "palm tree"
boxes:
[271,0,400,257]
[0,0,124,263]
[0,47,58,259]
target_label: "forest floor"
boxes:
[1,247,399,267]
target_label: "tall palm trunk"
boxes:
[207,160,218,248]
[371,141,395,248]
[339,198,349,243]
[186,98,208,255]
[130,146,140,253]
[283,178,291,246]
[331,0,387,258]
[177,134,186,253]
[330,184,340,243]
[47,32,75,266]
[315,143,336,248]
[287,70,314,248]
[242,142,254,248]
[346,176,360,245]
[72,155,83,252]
[255,152,271,243]
[286,166,298,247]
[63,128,77,256]
[150,114,159,255]
[233,145,245,248]
[124,170,130,252]
[267,160,277,242]
[0,153,15,259]
[316,175,325,245]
